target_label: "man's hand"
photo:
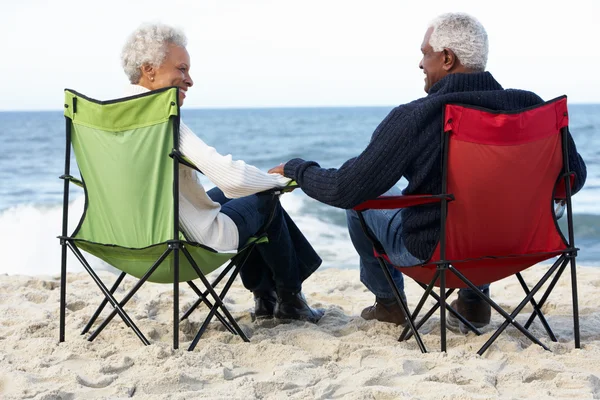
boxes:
[268,163,286,176]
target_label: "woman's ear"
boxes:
[141,64,155,82]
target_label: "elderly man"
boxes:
[269,12,587,330]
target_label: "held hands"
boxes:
[268,163,286,176]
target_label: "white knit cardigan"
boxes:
[126,85,290,251]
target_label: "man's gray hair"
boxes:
[428,13,488,71]
[121,22,188,84]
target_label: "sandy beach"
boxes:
[1,263,600,400]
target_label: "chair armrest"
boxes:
[353,194,453,211]
[258,181,298,196]
[170,150,204,174]
[59,174,83,188]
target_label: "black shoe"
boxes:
[274,291,324,323]
[252,289,277,320]
[447,290,491,334]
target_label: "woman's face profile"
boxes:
[145,43,193,106]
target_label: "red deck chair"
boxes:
[353,96,580,355]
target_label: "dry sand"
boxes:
[1,264,600,399]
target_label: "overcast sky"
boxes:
[1,0,597,111]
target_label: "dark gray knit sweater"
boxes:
[284,72,587,260]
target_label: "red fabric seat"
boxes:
[354,96,580,354]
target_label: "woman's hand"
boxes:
[268,163,286,176]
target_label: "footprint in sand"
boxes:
[76,374,118,388]
[25,321,49,334]
[24,292,49,304]
[99,357,135,374]
[522,368,560,383]
[35,390,75,400]
[66,300,87,312]
[24,279,59,291]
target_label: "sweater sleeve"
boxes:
[179,121,291,198]
[283,108,417,209]
[566,132,587,194]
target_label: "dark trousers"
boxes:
[207,187,322,293]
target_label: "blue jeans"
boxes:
[346,187,489,300]
[208,187,321,293]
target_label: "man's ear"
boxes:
[442,49,457,71]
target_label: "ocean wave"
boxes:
[0,192,360,277]
[0,197,110,276]
[2,190,598,277]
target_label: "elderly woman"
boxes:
[120,23,323,323]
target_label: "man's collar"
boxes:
[427,71,503,96]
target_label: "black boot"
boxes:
[274,290,324,323]
[252,289,277,320]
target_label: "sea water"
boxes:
[1,105,599,276]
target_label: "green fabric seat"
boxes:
[59,87,270,350]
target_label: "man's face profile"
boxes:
[419,27,448,93]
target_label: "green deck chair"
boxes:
[58,87,276,350]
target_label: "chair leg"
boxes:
[82,272,127,335]
[516,273,557,342]
[439,265,447,352]
[376,257,427,353]
[59,241,68,343]
[173,247,180,350]
[570,255,580,348]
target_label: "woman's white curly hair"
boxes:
[121,23,188,84]
[428,13,488,71]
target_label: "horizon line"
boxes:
[2,101,600,113]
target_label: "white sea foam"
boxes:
[280,192,359,269]
[0,191,359,277]
[0,196,112,276]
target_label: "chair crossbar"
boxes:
[524,260,568,329]
[183,246,251,350]
[448,261,566,355]
[187,264,245,351]
[86,246,173,344]
[400,285,488,343]
[184,280,236,334]
[180,258,237,322]
[474,257,569,354]
[398,270,441,342]
[68,242,162,345]
[399,286,456,342]
[76,243,257,349]
[516,272,557,342]
[82,272,127,335]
